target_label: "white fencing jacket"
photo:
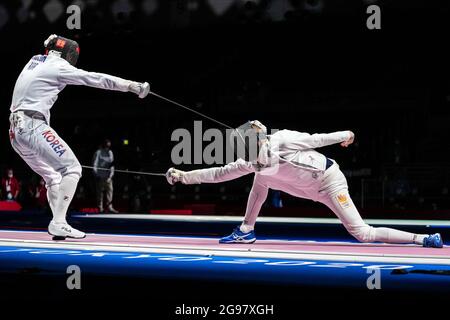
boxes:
[10,54,133,124]
[180,129,352,217]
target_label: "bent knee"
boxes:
[63,160,82,180]
[346,224,375,243]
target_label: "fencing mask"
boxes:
[44,34,80,66]
[230,120,267,163]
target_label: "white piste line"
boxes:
[0,230,219,241]
[2,230,430,247]
[0,230,287,244]
[72,214,450,226]
[1,239,449,265]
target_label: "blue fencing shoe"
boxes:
[219,227,256,244]
[423,233,444,248]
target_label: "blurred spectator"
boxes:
[145,185,153,211]
[29,178,48,209]
[1,169,20,201]
[93,139,118,213]
[271,190,283,208]
[75,183,87,201]
[129,173,149,212]
[390,137,407,164]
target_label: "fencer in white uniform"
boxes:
[9,35,150,239]
[167,120,443,247]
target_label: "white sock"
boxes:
[52,174,79,224]
[239,223,254,233]
[374,227,423,244]
[413,234,427,245]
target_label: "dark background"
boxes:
[0,0,449,216]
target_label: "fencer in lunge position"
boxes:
[9,35,150,240]
[167,121,443,248]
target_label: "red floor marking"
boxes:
[0,230,448,257]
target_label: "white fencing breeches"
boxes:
[9,111,82,187]
[318,165,418,244]
[9,111,82,223]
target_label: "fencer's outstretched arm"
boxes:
[274,129,354,150]
[166,159,255,185]
[58,63,149,98]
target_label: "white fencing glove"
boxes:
[44,34,58,47]
[340,131,355,148]
[166,168,186,185]
[129,81,150,98]
[249,120,267,134]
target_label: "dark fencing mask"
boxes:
[44,34,80,66]
[230,121,267,162]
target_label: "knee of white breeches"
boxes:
[346,224,376,243]
[65,161,82,180]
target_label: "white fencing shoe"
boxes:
[48,221,86,240]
